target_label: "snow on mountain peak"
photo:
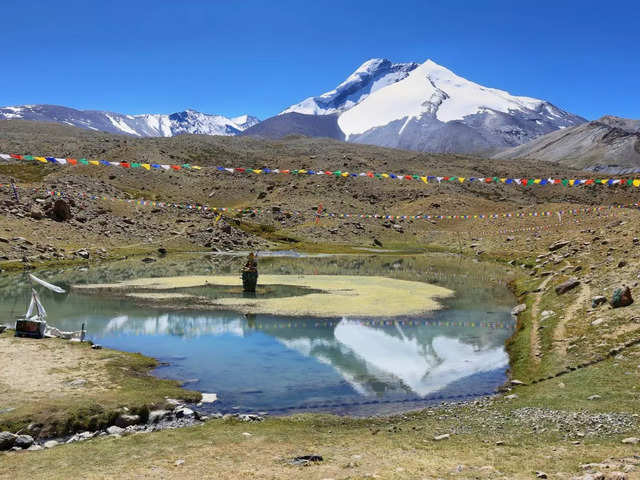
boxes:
[281,58,418,116]
[337,58,578,138]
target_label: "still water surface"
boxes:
[0,253,516,415]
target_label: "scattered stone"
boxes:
[91,344,102,349]
[75,249,90,259]
[174,459,185,467]
[44,440,59,449]
[141,257,156,263]
[289,455,323,466]
[149,410,170,424]
[239,414,263,422]
[26,444,43,451]
[549,240,570,251]
[511,379,525,386]
[618,261,628,268]
[175,407,194,419]
[14,435,34,449]
[157,247,168,255]
[106,426,125,435]
[541,310,555,320]
[30,206,44,220]
[0,431,17,450]
[591,318,606,327]
[66,378,87,388]
[592,296,608,308]
[587,395,602,401]
[621,437,640,444]
[511,304,526,316]
[504,394,518,400]
[434,433,451,441]
[536,472,548,479]
[556,278,580,295]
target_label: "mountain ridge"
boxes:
[493,115,640,172]
[0,104,259,138]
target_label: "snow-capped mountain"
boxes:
[246,58,586,153]
[0,104,259,137]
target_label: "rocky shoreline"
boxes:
[0,397,266,454]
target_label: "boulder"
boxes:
[115,414,141,428]
[549,240,570,252]
[43,440,59,448]
[75,249,90,259]
[148,410,170,424]
[0,431,17,450]
[621,437,639,444]
[611,286,633,308]
[434,433,450,441]
[30,206,44,220]
[556,278,580,295]
[14,434,34,449]
[175,407,194,419]
[106,425,125,435]
[511,304,526,316]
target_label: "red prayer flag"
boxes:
[121,162,130,168]
[10,154,22,159]
[171,165,181,170]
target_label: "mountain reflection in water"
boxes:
[57,309,513,411]
[0,253,516,414]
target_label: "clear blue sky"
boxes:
[2,0,638,120]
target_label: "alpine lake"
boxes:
[0,252,517,416]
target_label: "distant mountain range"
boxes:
[494,115,640,172]
[8,57,633,161]
[0,105,259,137]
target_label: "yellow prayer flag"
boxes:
[192,165,201,170]
[500,178,507,183]
[252,169,262,174]
[89,160,99,166]
[458,177,465,183]
[420,176,428,184]
[141,163,151,170]
[534,179,541,184]
[381,173,389,178]
[34,156,47,163]
[341,172,348,177]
